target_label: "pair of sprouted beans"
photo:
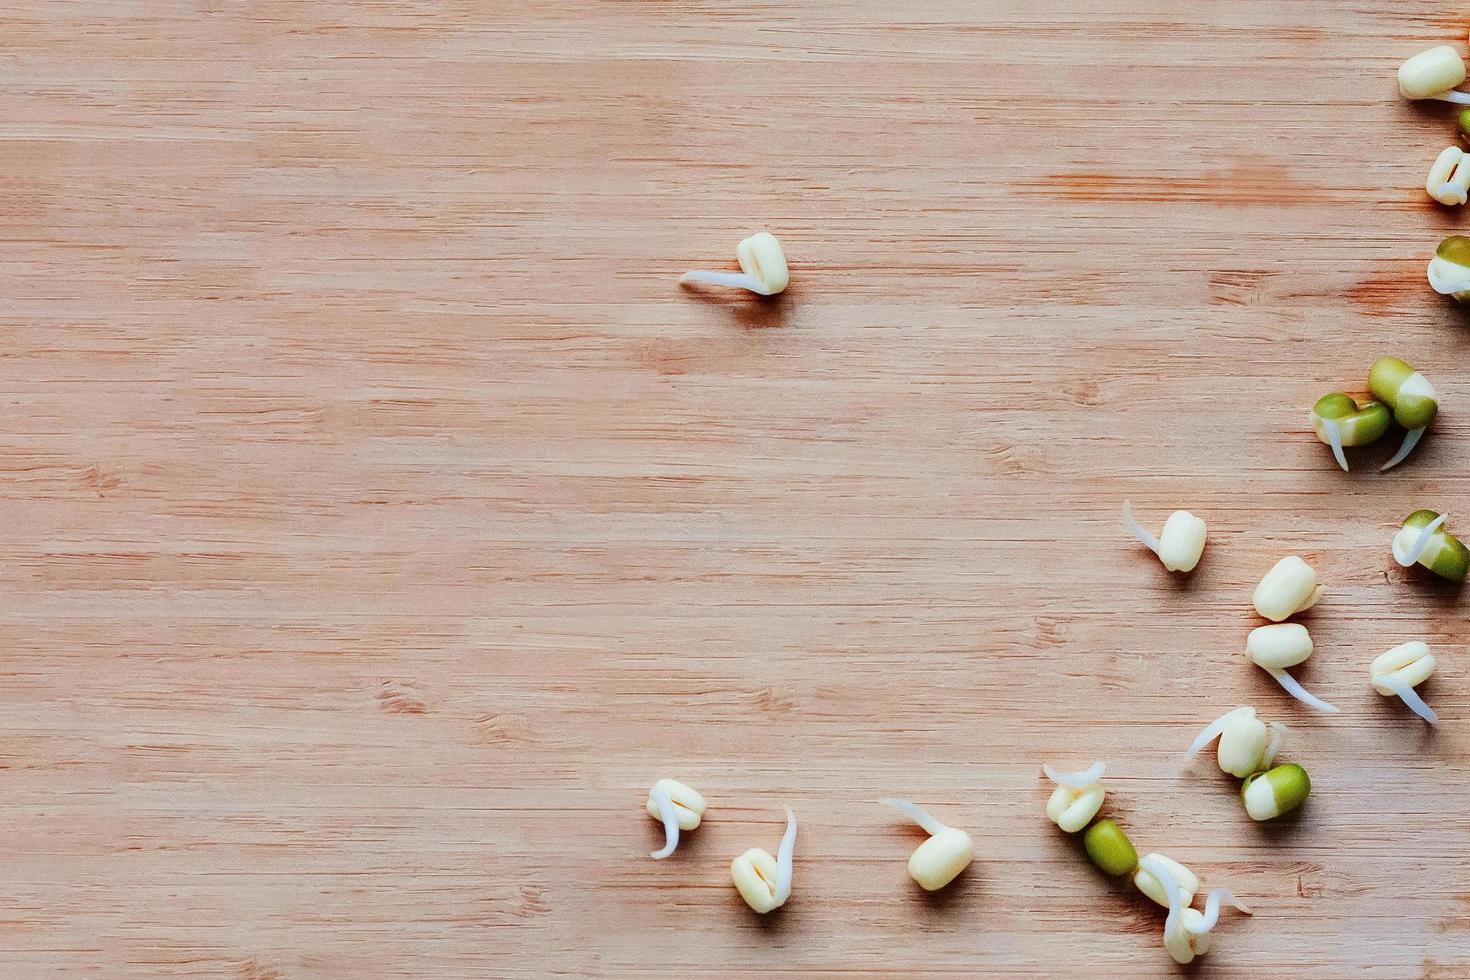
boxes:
[1310,357,1438,472]
[1043,762,1249,964]
[1124,506,1447,720]
[1401,42,1470,207]
[645,779,974,914]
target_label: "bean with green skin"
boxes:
[1397,510,1470,582]
[1083,818,1138,875]
[1460,108,1470,143]
[1310,393,1391,447]
[1241,763,1310,821]
[1369,357,1438,430]
[1429,236,1470,302]
[1366,357,1439,471]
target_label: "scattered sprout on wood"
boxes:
[1368,357,1438,471]
[1137,854,1249,964]
[1246,623,1339,714]
[1428,146,1470,205]
[680,231,789,296]
[1309,393,1390,471]
[1043,761,1106,833]
[1134,852,1199,909]
[1428,235,1470,302]
[1392,510,1470,582]
[1241,763,1311,821]
[1252,556,1322,623]
[1399,45,1470,102]
[730,806,797,913]
[881,799,975,891]
[1371,641,1438,725]
[646,778,707,859]
[1122,500,1207,572]
[1187,706,1287,778]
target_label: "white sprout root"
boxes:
[1187,888,1252,935]
[1122,500,1162,556]
[1266,667,1340,714]
[1433,91,1470,105]
[678,270,778,296]
[774,806,797,903]
[1138,854,1186,948]
[1042,761,1105,788]
[1380,427,1427,472]
[649,784,682,859]
[1186,708,1251,759]
[1380,675,1439,725]
[881,798,947,836]
[1320,417,1349,472]
[1263,721,1288,768]
[1394,513,1447,567]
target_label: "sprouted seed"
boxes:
[1043,761,1106,833]
[645,778,707,859]
[1246,624,1339,713]
[1368,356,1438,471]
[1428,146,1470,205]
[1241,763,1311,820]
[1427,235,1470,302]
[1391,510,1470,582]
[679,231,789,296]
[1393,512,1447,567]
[1370,641,1438,724]
[730,806,797,913]
[1135,852,1199,908]
[1187,707,1287,778]
[1399,45,1470,102]
[1122,501,1207,572]
[1251,556,1322,623]
[1309,393,1391,471]
[1138,854,1250,965]
[881,799,975,891]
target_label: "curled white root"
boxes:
[1394,512,1447,567]
[774,806,797,903]
[677,270,776,295]
[1187,708,1252,759]
[1321,417,1349,472]
[1380,427,1427,472]
[1139,854,1186,949]
[1379,674,1439,724]
[1188,888,1252,934]
[881,798,946,836]
[649,784,682,859]
[1266,667,1340,713]
[1122,500,1162,555]
[1042,761,1105,788]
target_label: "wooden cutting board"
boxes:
[6,2,1470,976]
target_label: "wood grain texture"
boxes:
[5,0,1470,976]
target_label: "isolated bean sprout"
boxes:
[1393,513,1446,567]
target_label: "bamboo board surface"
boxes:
[7,1,1470,976]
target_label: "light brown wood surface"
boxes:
[8,1,1470,976]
